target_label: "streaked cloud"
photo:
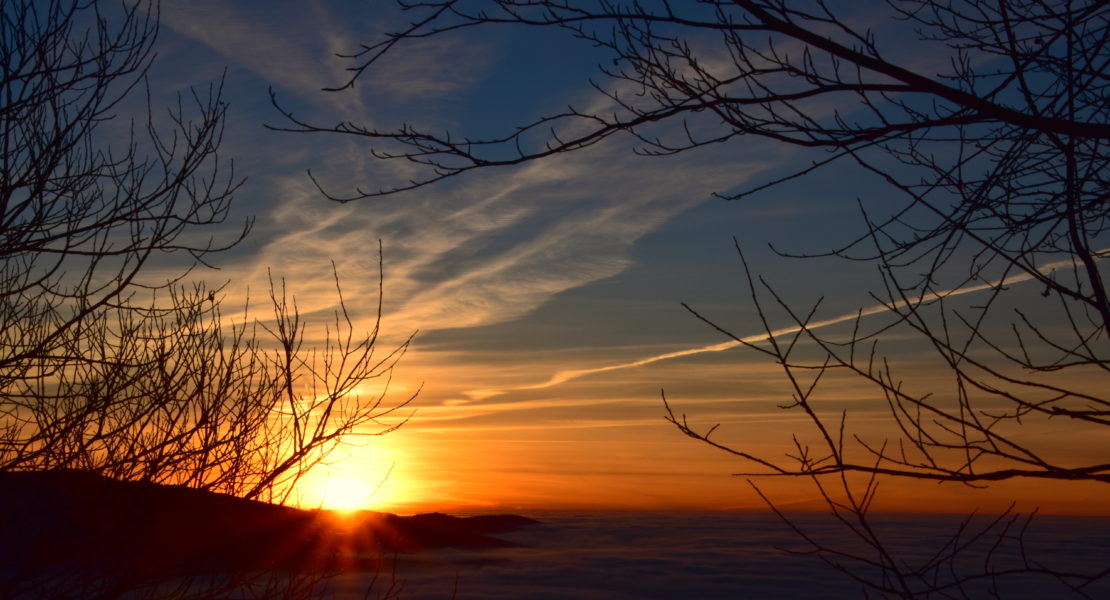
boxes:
[465,252,1091,399]
[218,134,766,351]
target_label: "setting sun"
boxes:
[314,474,375,512]
[292,443,414,513]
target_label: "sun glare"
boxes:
[294,445,413,513]
[298,469,384,513]
[315,475,376,512]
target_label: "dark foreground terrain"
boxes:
[0,469,536,595]
[5,471,1106,599]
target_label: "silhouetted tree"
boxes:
[286,0,1109,597]
[2,1,413,597]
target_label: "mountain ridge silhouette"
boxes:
[0,469,538,577]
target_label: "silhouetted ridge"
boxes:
[0,470,538,577]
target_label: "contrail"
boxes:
[469,253,1095,399]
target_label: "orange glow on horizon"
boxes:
[310,474,376,512]
[281,363,1110,519]
[300,423,1110,518]
[293,444,413,513]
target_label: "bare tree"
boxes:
[2,1,414,597]
[283,0,1110,596]
[0,0,243,374]
[1,268,415,502]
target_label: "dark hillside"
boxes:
[0,470,538,578]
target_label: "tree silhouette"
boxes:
[2,1,413,597]
[284,0,1109,596]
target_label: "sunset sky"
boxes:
[134,0,1108,516]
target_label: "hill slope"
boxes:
[0,469,537,578]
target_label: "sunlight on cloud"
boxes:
[386,150,762,331]
[154,0,777,356]
[216,132,763,352]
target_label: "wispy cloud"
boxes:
[157,1,494,117]
[157,2,347,102]
[150,2,774,352]
[468,254,1089,398]
[218,134,764,349]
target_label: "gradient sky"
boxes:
[130,0,1108,516]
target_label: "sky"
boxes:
[127,0,1109,516]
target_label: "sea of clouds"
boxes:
[323,511,1110,599]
